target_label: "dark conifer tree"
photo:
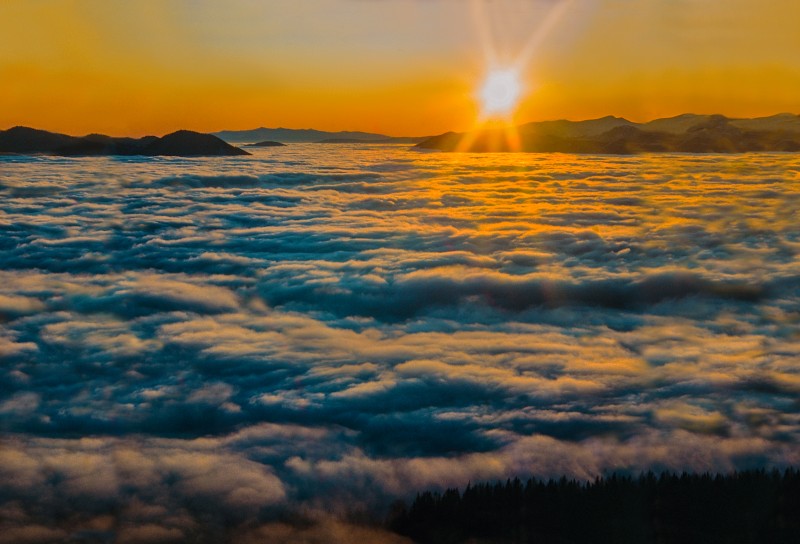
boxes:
[389,469,800,544]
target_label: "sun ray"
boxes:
[468,0,575,132]
[513,0,574,70]
[471,0,498,66]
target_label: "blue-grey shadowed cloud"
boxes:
[1,148,799,540]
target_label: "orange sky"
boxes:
[1,0,799,136]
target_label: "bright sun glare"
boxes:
[479,68,523,118]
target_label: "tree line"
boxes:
[388,469,800,543]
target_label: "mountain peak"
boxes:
[0,128,249,156]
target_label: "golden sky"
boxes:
[1,0,799,136]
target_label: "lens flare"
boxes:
[470,0,574,126]
[479,68,523,118]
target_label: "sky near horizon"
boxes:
[1,0,799,136]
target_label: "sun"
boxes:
[478,68,523,119]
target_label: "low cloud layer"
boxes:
[1,148,799,541]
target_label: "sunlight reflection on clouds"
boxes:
[1,146,799,538]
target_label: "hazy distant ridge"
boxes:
[213,127,428,144]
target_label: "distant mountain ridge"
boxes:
[416,114,800,153]
[244,140,286,147]
[314,136,429,144]
[6,115,799,156]
[0,127,249,156]
[213,127,428,144]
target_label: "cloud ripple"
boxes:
[1,147,799,541]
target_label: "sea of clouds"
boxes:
[1,146,799,542]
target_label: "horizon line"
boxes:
[3,111,799,139]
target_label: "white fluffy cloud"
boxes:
[1,149,799,540]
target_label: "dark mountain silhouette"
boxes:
[245,140,286,147]
[727,112,800,133]
[639,114,717,134]
[213,127,428,144]
[144,130,249,156]
[0,127,249,156]
[0,126,80,153]
[389,469,800,544]
[416,114,800,153]
[518,115,635,138]
[638,113,800,134]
